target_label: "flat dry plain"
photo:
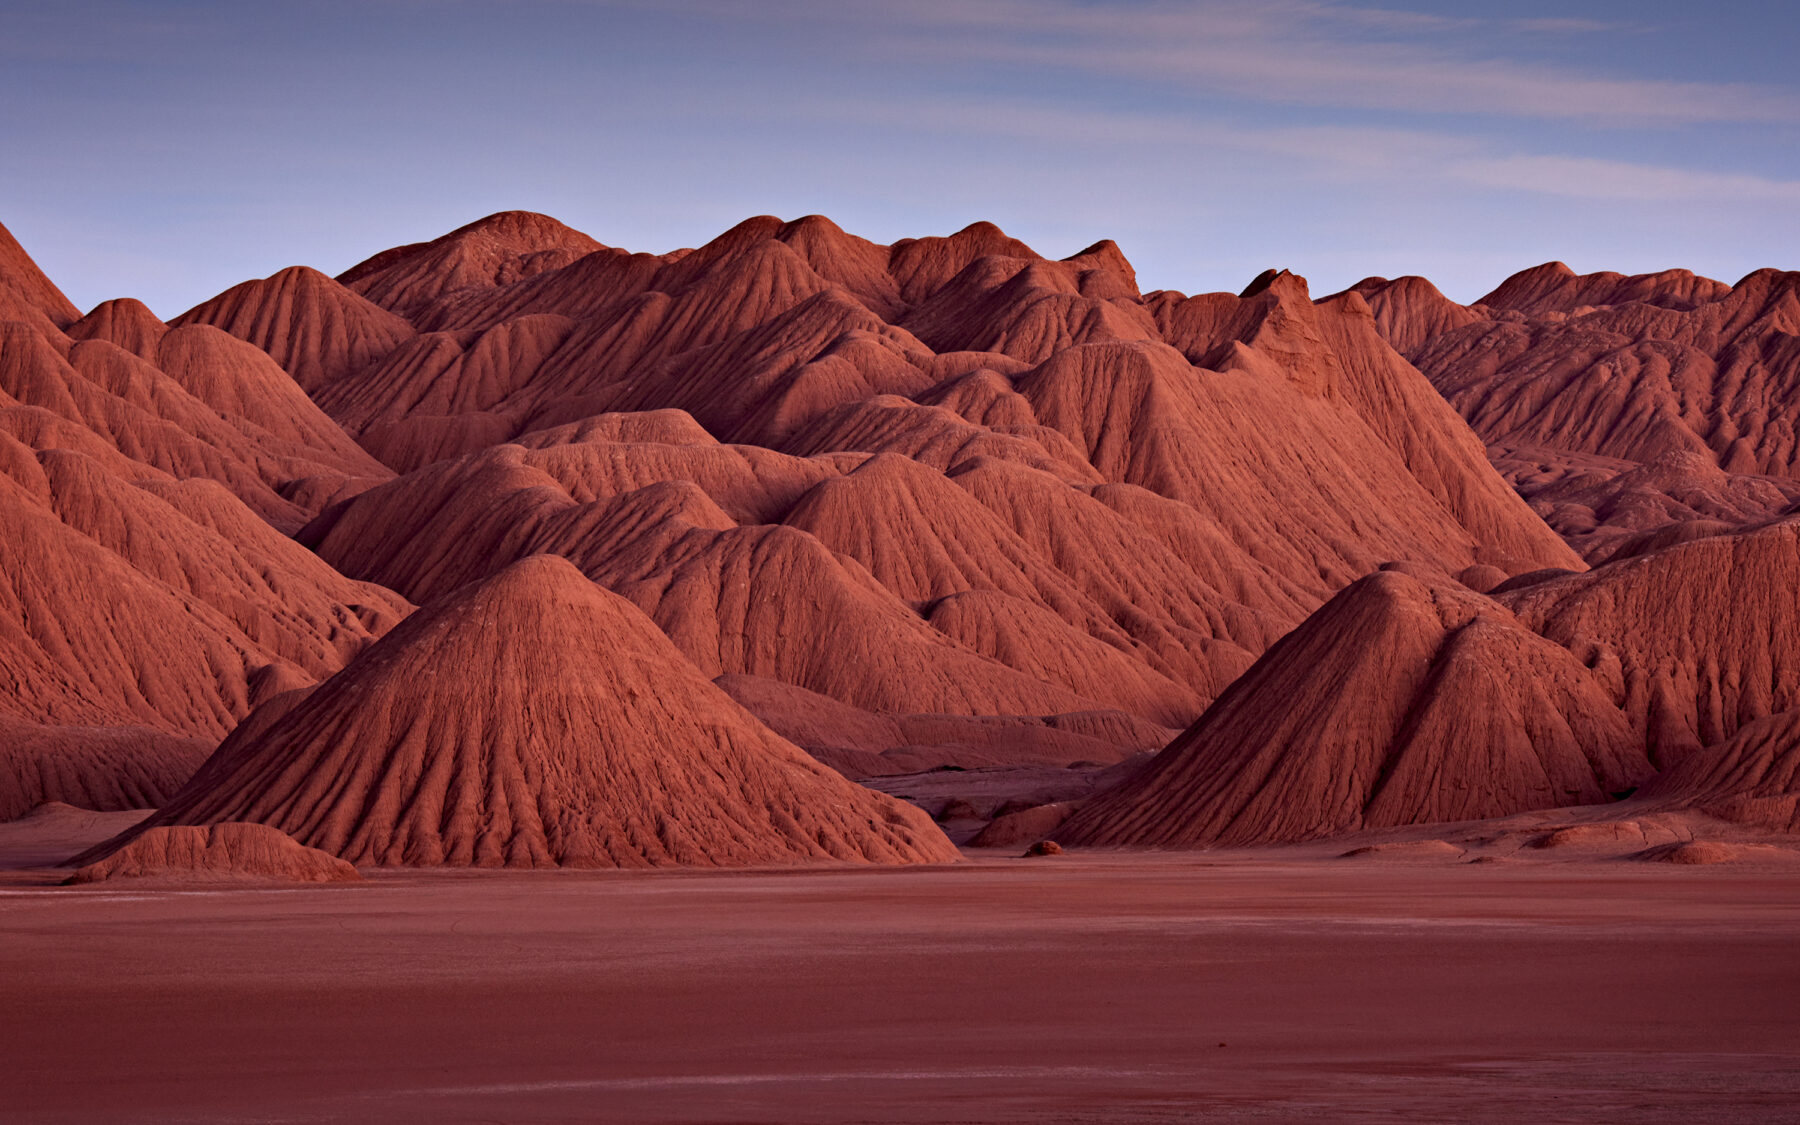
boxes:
[3,820,1798,1123]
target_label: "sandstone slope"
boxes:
[1357,265,1800,559]
[1059,565,1650,848]
[1633,709,1800,833]
[202,211,1585,765]
[1064,515,1800,848]
[0,227,413,818]
[78,557,958,868]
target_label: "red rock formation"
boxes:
[1059,566,1649,847]
[1476,262,1733,316]
[247,213,1574,598]
[0,719,210,821]
[1501,518,1800,767]
[0,220,80,335]
[0,228,410,805]
[1,318,392,529]
[1633,709,1800,834]
[23,211,1778,848]
[65,822,359,883]
[173,212,1565,767]
[339,210,606,322]
[65,297,166,360]
[1343,275,1484,356]
[78,557,958,868]
[715,674,1168,777]
[174,266,415,393]
[0,441,407,739]
[1494,447,1800,562]
[1065,510,1800,849]
[1363,262,1800,557]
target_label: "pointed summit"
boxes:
[66,298,167,360]
[1059,567,1648,848]
[889,221,1042,304]
[174,266,414,392]
[79,556,958,868]
[0,220,81,334]
[339,211,607,319]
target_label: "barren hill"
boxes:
[4,211,1797,860]
[77,557,958,868]
[1064,516,1800,847]
[1357,264,1800,561]
[1059,565,1650,848]
[180,210,1580,767]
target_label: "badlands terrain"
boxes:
[2,212,1799,1120]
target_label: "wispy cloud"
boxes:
[1510,17,1622,34]
[632,0,1792,126]
[709,85,1800,209]
[913,1,1789,125]
[1447,155,1800,203]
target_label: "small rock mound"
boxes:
[1532,822,1646,850]
[65,823,360,884]
[1633,841,1800,866]
[1022,839,1064,857]
[1338,839,1465,861]
[969,802,1078,848]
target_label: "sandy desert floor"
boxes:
[3,814,1798,1124]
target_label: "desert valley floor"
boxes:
[3,209,1800,1120]
[5,811,1800,1124]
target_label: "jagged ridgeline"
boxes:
[2,211,1798,866]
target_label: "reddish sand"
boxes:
[2,852,1796,1123]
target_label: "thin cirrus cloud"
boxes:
[835,0,1795,125]
[1448,155,1800,204]
[663,0,1760,126]
[748,89,1793,210]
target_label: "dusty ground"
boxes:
[2,813,1798,1123]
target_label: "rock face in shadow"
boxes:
[0,719,211,822]
[1488,447,1800,564]
[65,822,360,884]
[1633,710,1800,833]
[76,557,959,869]
[1499,518,1800,768]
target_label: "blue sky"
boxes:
[3,0,1796,317]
